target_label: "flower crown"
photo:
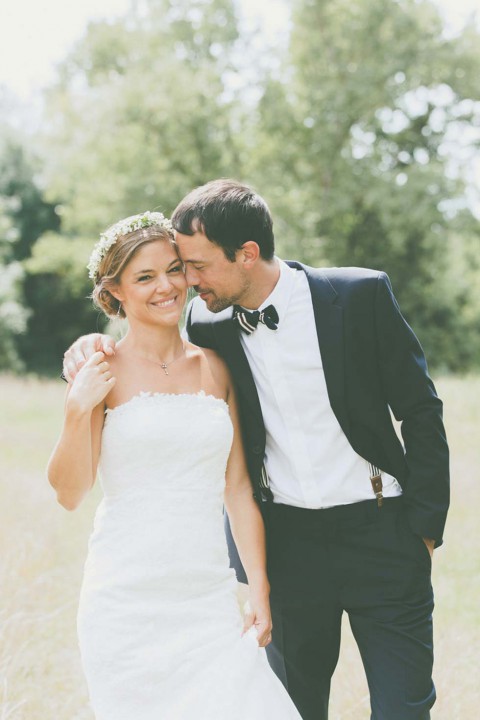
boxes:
[87,211,174,282]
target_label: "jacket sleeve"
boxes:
[374,272,449,546]
[184,299,217,349]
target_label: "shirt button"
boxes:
[253,445,263,455]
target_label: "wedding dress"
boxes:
[77,391,300,719]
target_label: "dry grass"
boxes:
[0,374,478,719]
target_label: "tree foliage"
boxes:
[0,135,59,261]
[248,0,480,370]
[0,203,30,369]
[0,130,59,370]
[2,0,479,374]
[19,233,106,375]
[43,0,244,237]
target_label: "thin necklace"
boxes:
[134,342,186,376]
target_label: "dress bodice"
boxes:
[85,391,235,599]
[100,390,233,501]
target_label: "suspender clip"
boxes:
[369,464,384,508]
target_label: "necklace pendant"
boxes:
[161,363,169,376]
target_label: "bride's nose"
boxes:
[154,274,173,294]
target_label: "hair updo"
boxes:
[92,224,175,318]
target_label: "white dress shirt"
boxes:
[238,259,403,508]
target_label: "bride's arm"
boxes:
[224,378,272,648]
[47,352,115,510]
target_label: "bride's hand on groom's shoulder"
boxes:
[66,352,116,415]
[243,593,273,648]
[63,333,116,383]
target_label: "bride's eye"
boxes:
[169,265,184,274]
[137,275,153,282]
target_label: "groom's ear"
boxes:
[239,241,260,269]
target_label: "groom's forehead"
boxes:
[175,230,225,263]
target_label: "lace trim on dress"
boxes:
[105,390,229,418]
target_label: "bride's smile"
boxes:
[150,296,178,308]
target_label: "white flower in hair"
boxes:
[87,211,174,281]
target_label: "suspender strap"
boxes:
[258,458,383,507]
[369,463,383,507]
[260,464,274,503]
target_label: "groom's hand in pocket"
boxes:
[422,537,435,559]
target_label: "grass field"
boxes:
[1,374,479,719]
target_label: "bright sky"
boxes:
[0,0,478,101]
[0,0,291,100]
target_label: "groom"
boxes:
[64,179,449,720]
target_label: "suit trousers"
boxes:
[263,497,435,720]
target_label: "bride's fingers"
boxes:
[85,351,106,368]
[254,619,273,647]
[256,631,270,647]
[99,376,116,394]
[257,631,272,648]
[258,633,272,648]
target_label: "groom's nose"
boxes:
[184,265,199,287]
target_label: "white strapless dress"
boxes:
[77,391,300,720]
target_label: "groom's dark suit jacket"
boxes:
[186,262,449,568]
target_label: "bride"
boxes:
[47,212,301,720]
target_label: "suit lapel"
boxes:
[212,313,264,423]
[287,261,350,437]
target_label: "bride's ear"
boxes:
[105,281,124,304]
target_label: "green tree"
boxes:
[11,0,479,374]
[0,126,59,370]
[0,201,30,370]
[23,0,251,373]
[43,0,244,237]
[249,0,480,371]
[0,134,59,261]
[19,233,106,375]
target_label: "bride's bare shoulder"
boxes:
[185,342,231,387]
[185,341,225,368]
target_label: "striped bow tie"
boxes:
[233,304,279,334]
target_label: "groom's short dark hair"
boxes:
[171,179,275,262]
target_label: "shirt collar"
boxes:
[236,258,296,322]
[257,258,296,323]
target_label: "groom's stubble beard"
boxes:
[194,275,252,313]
